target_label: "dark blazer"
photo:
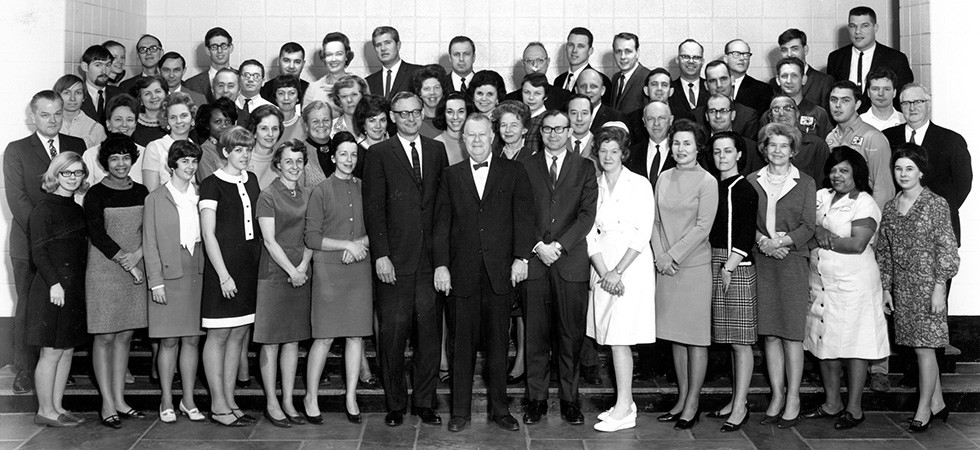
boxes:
[80,85,122,123]
[668,77,708,121]
[554,64,613,106]
[523,150,598,282]
[259,76,310,104]
[142,184,204,288]
[183,71,213,103]
[827,42,913,110]
[118,73,145,98]
[692,101,760,142]
[589,104,626,134]
[625,138,675,188]
[433,155,535,297]
[366,61,423,100]
[734,74,774,113]
[3,133,86,258]
[882,122,972,242]
[504,81,571,111]
[768,66,835,118]
[609,64,651,114]
[362,134,449,275]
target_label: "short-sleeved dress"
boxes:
[651,166,719,346]
[876,188,960,348]
[709,175,760,345]
[804,189,889,360]
[254,178,313,344]
[144,134,178,186]
[199,168,262,328]
[83,181,149,334]
[196,137,222,184]
[304,175,373,338]
[28,194,90,349]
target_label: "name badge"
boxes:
[800,116,815,126]
[850,136,865,146]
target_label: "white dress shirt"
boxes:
[469,156,491,198]
[397,133,423,178]
[905,120,931,145]
[646,137,670,176]
[451,71,474,92]
[848,43,877,87]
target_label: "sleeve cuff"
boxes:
[151,285,164,291]
[731,247,748,258]
[199,199,218,211]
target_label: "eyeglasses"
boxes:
[678,55,703,62]
[726,51,753,59]
[137,45,161,54]
[208,43,232,52]
[522,57,548,66]
[464,132,490,140]
[541,125,569,134]
[241,72,263,80]
[59,170,85,178]
[770,105,798,113]
[707,108,732,116]
[900,99,929,109]
[391,109,423,119]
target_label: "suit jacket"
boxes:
[80,85,122,123]
[523,150,598,282]
[625,139,675,188]
[433,155,535,297]
[362,134,449,275]
[734,74,774,113]
[589,104,626,134]
[826,42,913,110]
[3,133,86,258]
[183,71,214,103]
[178,85,208,109]
[768,66,835,119]
[142,184,204,288]
[746,167,817,258]
[366,61,423,100]
[692,101,760,142]
[554,64,613,106]
[118,73,146,98]
[504,81,571,111]
[609,64,651,114]
[668,77,708,121]
[259,76,310,104]
[882,122,972,242]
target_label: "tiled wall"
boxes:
[146,0,896,92]
[899,0,930,88]
[63,0,148,76]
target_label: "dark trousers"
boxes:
[376,263,442,412]
[11,257,37,371]
[524,268,588,402]
[447,263,510,419]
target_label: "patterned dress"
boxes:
[709,175,759,345]
[876,188,959,348]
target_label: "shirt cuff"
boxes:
[151,285,164,291]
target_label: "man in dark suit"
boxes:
[433,114,534,433]
[522,110,598,426]
[826,6,913,111]
[366,26,423,101]
[577,69,624,134]
[770,57,832,139]
[626,101,674,185]
[883,84,972,244]
[362,91,448,428]
[609,32,651,115]
[625,68,673,143]
[3,91,87,394]
[118,34,163,96]
[725,39,773,113]
[259,42,310,104]
[504,42,570,111]
[554,27,612,106]
[768,29,834,118]
[668,39,708,122]
[693,61,759,142]
[184,27,234,103]
[158,52,207,107]
[79,45,122,124]
[446,36,476,93]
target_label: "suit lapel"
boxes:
[481,155,503,204]
[555,151,576,190]
[461,162,480,202]
[389,137,417,181]
[29,134,51,166]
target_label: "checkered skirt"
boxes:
[710,248,758,345]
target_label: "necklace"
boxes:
[765,167,790,185]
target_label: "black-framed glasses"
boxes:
[770,105,798,113]
[137,45,161,54]
[726,51,753,59]
[391,109,423,119]
[900,99,929,108]
[240,72,262,80]
[541,125,569,134]
[707,108,732,116]
[208,43,232,52]
[59,170,85,178]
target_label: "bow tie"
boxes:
[472,161,488,170]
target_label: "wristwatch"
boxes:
[614,268,623,275]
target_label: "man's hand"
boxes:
[535,243,561,266]
[375,256,396,284]
[434,266,452,294]
[511,259,528,286]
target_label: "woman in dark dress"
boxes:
[467,70,505,118]
[83,133,149,427]
[255,139,314,427]
[352,94,389,178]
[433,92,474,167]
[29,152,90,427]
[194,98,237,183]
[132,75,169,147]
[303,131,373,424]
[199,126,262,427]
[412,64,449,139]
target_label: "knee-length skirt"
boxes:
[655,263,711,346]
[754,250,809,341]
[710,249,758,345]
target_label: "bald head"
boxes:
[576,68,605,106]
[642,101,673,142]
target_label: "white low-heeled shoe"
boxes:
[598,402,636,422]
[594,407,637,432]
[159,406,177,424]
[179,400,206,422]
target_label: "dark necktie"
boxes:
[909,129,916,144]
[460,77,467,93]
[687,82,696,107]
[614,73,625,107]
[564,73,574,92]
[47,139,57,159]
[573,139,582,156]
[410,141,422,183]
[472,161,488,170]
[243,98,251,115]
[649,144,661,179]
[856,51,864,88]
[385,69,393,98]
[549,155,558,188]
[97,89,105,121]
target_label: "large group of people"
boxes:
[3,5,972,437]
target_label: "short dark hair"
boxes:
[105,94,140,123]
[778,28,808,46]
[831,80,861,99]
[541,109,569,125]
[593,126,631,163]
[849,6,877,23]
[704,59,729,74]
[239,59,265,78]
[865,66,898,88]
[280,42,305,59]
[494,100,530,130]
[135,75,170,98]
[372,26,400,43]
[53,74,83,94]
[668,118,708,155]
[163,91,195,114]
[891,143,930,180]
[613,32,639,50]
[194,97,238,142]
[167,139,203,170]
[706,131,748,174]
[102,40,124,51]
[353,94,390,136]
[448,36,475,53]
[467,70,506,99]
[158,51,185,69]
[678,38,704,54]
[321,32,353,67]
[521,72,549,90]
[390,91,421,110]
[136,34,162,47]
[645,67,672,86]
[824,146,872,194]
[566,93,591,110]
[272,138,308,171]
[412,64,450,97]
[776,57,806,75]
[82,44,113,64]
[30,90,62,112]
[98,133,140,171]
[330,75,368,108]
[205,27,232,45]
[248,104,284,140]
[568,27,595,48]
[272,74,302,98]
[328,131,359,160]
[433,91,475,131]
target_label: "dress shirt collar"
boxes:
[905,120,931,144]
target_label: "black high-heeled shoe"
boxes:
[932,406,950,423]
[263,410,291,428]
[657,411,682,422]
[720,412,750,432]
[674,411,701,430]
[908,418,931,433]
[346,409,362,424]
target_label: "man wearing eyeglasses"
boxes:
[4,90,87,395]
[724,39,772,113]
[768,96,830,187]
[521,110,598,427]
[236,60,273,126]
[826,81,894,209]
[184,27,235,103]
[432,113,534,432]
[505,42,569,111]
[119,34,163,95]
[769,57,831,139]
[362,91,448,428]
[260,42,310,104]
[692,61,759,143]
[668,39,707,122]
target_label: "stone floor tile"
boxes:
[296,440,361,449]
[416,416,527,449]
[0,441,23,450]
[20,413,154,450]
[586,439,755,449]
[793,412,907,439]
[529,439,585,449]
[0,413,42,440]
[140,415,256,440]
[885,413,980,449]
[739,421,811,450]
[135,441,302,450]
[359,415,421,448]
[804,439,924,450]
[949,413,980,439]
[249,414,364,440]
[524,415,637,440]
[632,414,694,440]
